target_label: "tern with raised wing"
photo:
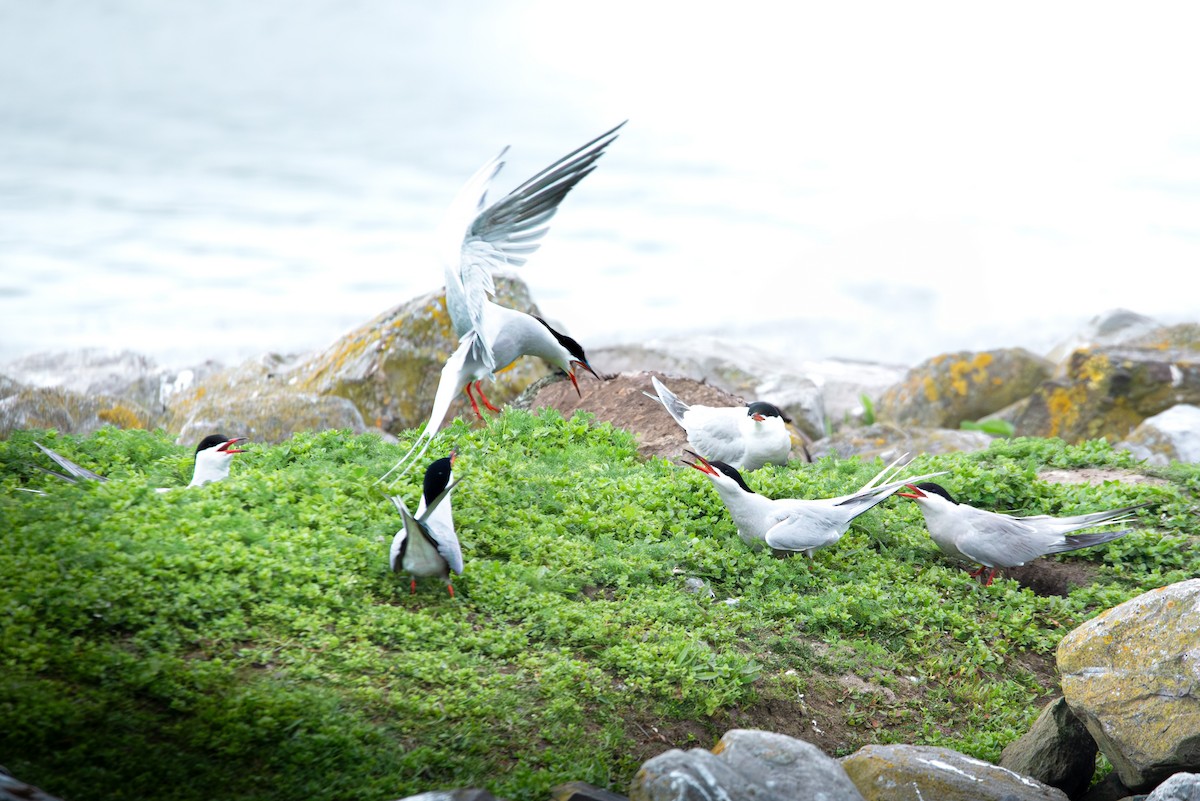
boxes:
[389,453,463,597]
[380,123,622,484]
[647,375,791,470]
[898,481,1149,585]
[685,452,946,557]
[32,435,247,492]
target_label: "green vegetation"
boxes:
[1,414,1195,801]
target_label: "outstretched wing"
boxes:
[34,442,107,483]
[443,123,625,368]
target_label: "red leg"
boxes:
[967,565,986,578]
[409,578,417,594]
[465,384,483,420]
[474,381,500,413]
[983,568,997,587]
[446,582,455,598]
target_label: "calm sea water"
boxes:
[3,1,1197,372]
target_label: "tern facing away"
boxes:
[899,482,1150,586]
[685,452,947,558]
[32,435,247,493]
[389,454,463,597]
[647,375,791,471]
[379,123,623,485]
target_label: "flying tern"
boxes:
[898,482,1149,586]
[380,123,621,483]
[685,452,947,557]
[389,453,463,597]
[31,434,247,492]
[647,375,791,470]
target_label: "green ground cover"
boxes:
[1,411,1193,800]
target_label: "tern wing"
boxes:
[34,442,107,483]
[954,508,1052,568]
[447,123,625,360]
[646,375,691,427]
[763,503,848,553]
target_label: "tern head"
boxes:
[682,451,755,494]
[423,451,456,506]
[897,482,957,503]
[746,401,791,424]
[189,434,247,487]
[534,316,598,397]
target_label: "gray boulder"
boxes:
[630,729,864,801]
[876,348,1052,429]
[811,424,993,461]
[1057,579,1200,791]
[999,696,1098,797]
[840,743,1068,800]
[1046,309,1164,371]
[1117,404,1200,465]
[1146,772,1200,800]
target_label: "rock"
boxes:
[1057,579,1200,791]
[0,768,65,801]
[550,780,630,801]
[0,385,158,439]
[999,696,1098,797]
[589,339,828,440]
[876,348,1052,429]
[519,372,805,465]
[166,354,371,445]
[840,744,1068,800]
[998,347,1200,444]
[1046,309,1164,370]
[1128,322,1200,354]
[810,424,994,461]
[630,729,865,801]
[1077,772,1136,801]
[1145,772,1200,800]
[289,274,551,435]
[1117,404,1200,465]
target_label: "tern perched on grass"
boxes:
[380,123,622,485]
[389,454,463,597]
[898,482,1150,586]
[31,435,247,492]
[647,375,791,470]
[685,452,946,558]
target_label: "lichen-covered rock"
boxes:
[1057,579,1200,791]
[1046,309,1164,370]
[289,274,552,435]
[630,729,864,801]
[1000,347,1200,444]
[810,424,993,462]
[1117,404,1200,465]
[999,696,1098,797]
[876,348,1052,429]
[840,744,1068,800]
[0,385,158,439]
[1129,322,1200,353]
[590,338,829,441]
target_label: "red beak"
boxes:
[682,450,718,477]
[569,360,598,397]
[897,483,924,500]
[751,413,765,422]
[218,437,248,454]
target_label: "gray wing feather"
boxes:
[34,442,107,483]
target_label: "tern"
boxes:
[389,454,463,597]
[898,482,1149,586]
[685,452,947,557]
[31,435,247,492]
[379,123,622,484]
[647,375,791,470]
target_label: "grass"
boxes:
[0,412,1195,800]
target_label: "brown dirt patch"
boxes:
[999,559,1102,597]
[1037,467,1169,487]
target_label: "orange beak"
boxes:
[219,437,248,454]
[897,483,925,500]
[682,450,718,477]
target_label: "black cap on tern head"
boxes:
[195,434,231,454]
[747,401,791,424]
[913,482,957,503]
[709,459,755,494]
[423,455,454,506]
[533,316,590,367]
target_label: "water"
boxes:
[3,1,1199,373]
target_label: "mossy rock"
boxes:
[876,349,1051,429]
[810,424,993,461]
[1000,346,1200,443]
[289,274,554,434]
[0,385,156,439]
